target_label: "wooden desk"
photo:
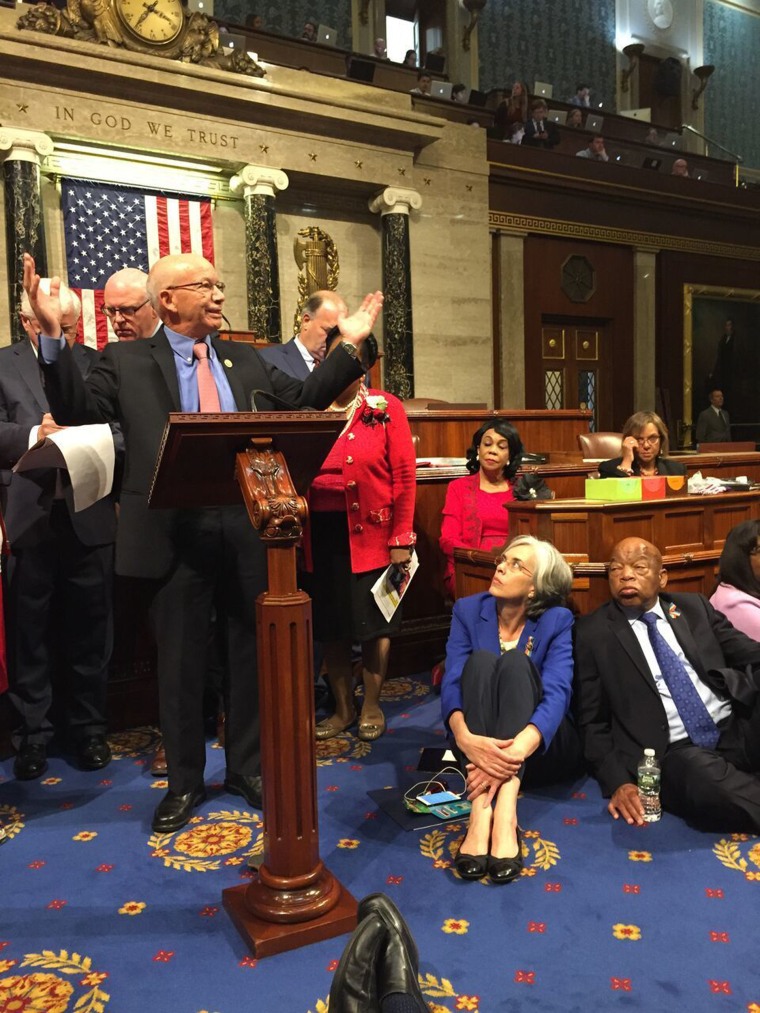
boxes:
[407,408,592,458]
[453,490,760,613]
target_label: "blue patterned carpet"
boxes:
[1,675,759,1013]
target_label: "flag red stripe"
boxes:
[200,201,215,262]
[178,200,191,254]
[155,196,169,258]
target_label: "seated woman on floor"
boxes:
[440,535,581,884]
[710,519,760,641]
[439,419,523,599]
[599,410,686,478]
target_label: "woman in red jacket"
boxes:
[439,419,524,599]
[307,330,416,742]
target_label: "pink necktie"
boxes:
[193,341,221,412]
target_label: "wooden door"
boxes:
[539,323,611,431]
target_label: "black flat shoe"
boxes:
[77,735,112,771]
[488,828,524,885]
[224,772,263,810]
[454,845,489,881]
[14,743,48,781]
[152,786,206,834]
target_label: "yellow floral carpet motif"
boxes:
[713,834,760,881]
[147,809,264,872]
[308,971,479,1013]
[420,823,560,881]
[107,726,161,761]
[0,803,25,842]
[0,949,110,1012]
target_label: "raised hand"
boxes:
[337,291,384,346]
[22,253,63,337]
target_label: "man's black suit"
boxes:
[695,406,731,445]
[521,118,560,148]
[39,328,362,794]
[574,592,760,830]
[257,338,311,380]
[0,338,116,748]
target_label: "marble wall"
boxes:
[704,0,760,169]
[478,0,617,110]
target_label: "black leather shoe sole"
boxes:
[224,773,263,810]
[14,746,48,781]
[152,787,206,834]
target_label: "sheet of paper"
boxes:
[13,424,115,512]
[371,549,419,622]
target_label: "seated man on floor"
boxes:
[574,537,760,831]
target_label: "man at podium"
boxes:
[24,252,382,834]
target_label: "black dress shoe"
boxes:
[377,924,428,1012]
[328,912,385,1013]
[488,827,524,885]
[78,735,112,771]
[454,844,488,881]
[357,893,419,971]
[152,786,206,834]
[14,743,48,781]
[224,772,263,810]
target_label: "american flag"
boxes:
[61,179,214,349]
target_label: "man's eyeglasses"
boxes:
[164,281,226,295]
[497,555,534,577]
[635,435,661,446]
[101,299,150,319]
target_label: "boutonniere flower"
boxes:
[524,635,535,658]
[361,395,391,426]
[668,603,681,619]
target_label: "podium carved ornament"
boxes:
[238,447,307,543]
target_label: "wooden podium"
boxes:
[150,411,358,957]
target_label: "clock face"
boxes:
[116,0,184,44]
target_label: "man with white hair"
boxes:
[102,267,160,342]
[0,278,117,779]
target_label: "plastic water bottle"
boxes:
[637,748,661,823]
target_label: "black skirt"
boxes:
[305,511,403,643]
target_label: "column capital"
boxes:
[230,165,289,198]
[0,127,54,164]
[369,186,422,216]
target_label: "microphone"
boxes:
[250,389,318,413]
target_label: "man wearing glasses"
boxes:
[102,268,160,342]
[0,279,116,781]
[25,251,382,833]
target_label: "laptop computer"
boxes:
[642,156,662,170]
[347,57,376,84]
[186,0,214,13]
[585,113,604,133]
[467,88,488,107]
[533,81,553,99]
[694,169,709,181]
[317,24,338,46]
[424,52,446,73]
[619,107,652,121]
[662,133,680,149]
[430,81,453,101]
[548,109,567,124]
[221,32,248,54]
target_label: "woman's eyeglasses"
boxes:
[497,555,533,577]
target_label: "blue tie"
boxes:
[640,611,720,749]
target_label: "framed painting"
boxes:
[683,283,760,444]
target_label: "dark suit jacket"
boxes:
[598,455,686,478]
[257,339,311,381]
[574,592,760,796]
[695,406,731,444]
[39,327,362,578]
[521,118,560,148]
[0,339,116,549]
[442,592,574,751]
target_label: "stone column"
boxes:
[369,186,422,399]
[0,128,53,344]
[495,231,526,409]
[633,247,658,412]
[230,165,289,341]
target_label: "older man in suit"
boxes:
[0,281,116,779]
[574,537,760,831]
[24,252,381,833]
[258,290,347,380]
[695,389,732,445]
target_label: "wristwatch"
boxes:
[340,341,358,359]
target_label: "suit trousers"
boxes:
[147,504,267,795]
[459,649,581,787]
[6,500,114,747]
[661,693,760,832]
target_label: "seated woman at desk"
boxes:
[710,520,760,640]
[439,420,524,599]
[599,411,686,478]
[441,535,580,884]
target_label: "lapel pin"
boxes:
[668,603,681,619]
[223,359,233,368]
[524,635,535,657]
